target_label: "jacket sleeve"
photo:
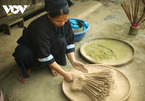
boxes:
[66,20,75,54]
[31,24,55,65]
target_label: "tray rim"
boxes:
[80,38,135,66]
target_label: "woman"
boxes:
[13,0,88,83]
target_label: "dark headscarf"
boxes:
[45,0,74,12]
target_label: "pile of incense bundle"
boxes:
[71,69,115,101]
[121,0,145,27]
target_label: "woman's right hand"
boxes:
[64,72,73,82]
[49,62,73,82]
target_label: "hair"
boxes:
[48,6,69,18]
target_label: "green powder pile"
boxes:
[85,44,117,63]
[83,40,134,64]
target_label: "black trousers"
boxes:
[13,37,67,78]
[13,44,37,78]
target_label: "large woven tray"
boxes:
[80,38,135,66]
[62,64,131,101]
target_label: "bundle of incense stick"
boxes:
[143,0,145,11]
[121,0,145,27]
[72,69,115,101]
[142,0,145,4]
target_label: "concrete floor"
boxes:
[0,0,145,101]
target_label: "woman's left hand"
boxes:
[72,61,88,73]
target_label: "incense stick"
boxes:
[121,0,145,27]
[142,0,145,4]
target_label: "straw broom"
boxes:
[121,0,145,27]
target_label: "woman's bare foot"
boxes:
[19,75,28,83]
[50,68,59,76]
[19,69,31,84]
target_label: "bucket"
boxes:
[69,18,90,42]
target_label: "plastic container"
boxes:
[69,18,90,42]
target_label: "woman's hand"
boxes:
[72,61,88,73]
[63,72,73,82]
[66,52,88,73]
[49,62,73,82]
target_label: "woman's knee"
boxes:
[13,45,35,61]
[13,45,36,67]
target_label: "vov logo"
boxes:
[2,5,28,14]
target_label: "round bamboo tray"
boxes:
[62,64,131,101]
[80,38,135,66]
